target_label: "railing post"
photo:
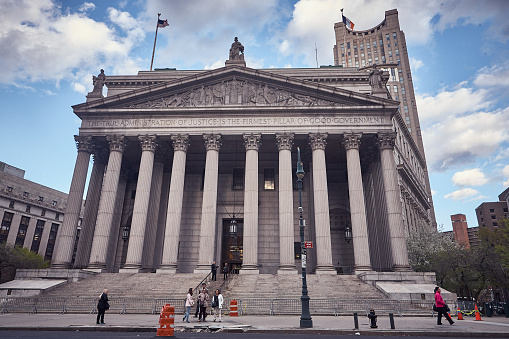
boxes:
[353,312,359,329]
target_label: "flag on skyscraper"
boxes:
[157,19,169,28]
[342,15,354,30]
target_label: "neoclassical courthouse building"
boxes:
[51,9,434,275]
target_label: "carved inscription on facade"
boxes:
[126,79,343,108]
[85,116,385,129]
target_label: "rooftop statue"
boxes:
[229,37,244,61]
[368,64,383,90]
[92,69,106,93]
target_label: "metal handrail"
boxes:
[194,271,212,296]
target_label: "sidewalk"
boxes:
[1,313,509,337]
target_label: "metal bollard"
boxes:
[389,312,395,329]
[353,312,359,329]
[368,309,378,328]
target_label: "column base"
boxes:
[239,265,259,275]
[277,267,297,275]
[354,266,373,274]
[392,264,412,272]
[85,268,108,273]
[118,268,144,273]
[156,268,178,274]
[315,265,337,275]
[50,262,72,269]
[87,263,107,271]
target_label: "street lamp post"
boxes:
[296,147,312,328]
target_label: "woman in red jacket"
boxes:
[434,287,454,325]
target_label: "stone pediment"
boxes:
[125,77,343,109]
[74,66,398,115]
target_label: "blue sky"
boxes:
[1,0,508,232]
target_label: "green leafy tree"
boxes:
[0,243,48,283]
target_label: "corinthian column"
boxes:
[240,133,261,274]
[51,135,93,268]
[377,132,411,271]
[88,135,126,271]
[342,133,372,272]
[309,133,335,274]
[73,147,107,268]
[276,133,297,274]
[158,134,190,273]
[121,135,157,272]
[195,134,222,273]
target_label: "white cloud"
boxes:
[78,2,96,12]
[474,64,509,88]
[409,57,424,71]
[444,188,480,200]
[503,165,509,187]
[0,0,146,92]
[416,86,491,124]
[422,108,509,170]
[451,168,488,186]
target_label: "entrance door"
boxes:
[221,218,243,274]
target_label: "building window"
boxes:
[396,49,399,56]
[401,87,406,95]
[0,212,14,244]
[393,32,397,39]
[55,213,60,221]
[388,50,392,57]
[386,33,390,41]
[360,43,363,50]
[52,200,57,207]
[491,215,496,219]
[405,117,410,125]
[30,219,45,253]
[7,186,13,192]
[366,42,370,49]
[38,196,44,202]
[340,43,344,51]
[490,209,495,213]
[23,191,29,198]
[504,208,508,213]
[347,42,350,49]
[41,209,46,217]
[15,216,30,246]
[26,205,31,213]
[373,40,377,48]
[404,105,409,113]
[393,85,398,93]
[9,200,15,209]
[232,168,244,190]
[264,168,275,190]
[493,222,498,227]
[44,223,59,261]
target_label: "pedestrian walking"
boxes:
[223,263,228,280]
[183,288,194,323]
[96,289,109,325]
[198,287,209,322]
[212,289,224,322]
[211,261,217,281]
[434,287,454,325]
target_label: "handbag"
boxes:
[445,304,450,312]
[105,302,110,310]
[211,296,218,308]
[433,304,437,312]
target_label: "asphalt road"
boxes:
[0,331,498,339]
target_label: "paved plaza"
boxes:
[0,313,508,337]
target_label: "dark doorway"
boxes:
[221,218,243,274]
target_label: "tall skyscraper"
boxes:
[333,9,436,227]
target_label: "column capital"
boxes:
[377,132,397,150]
[276,133,294,151]
[341,132,363,150]
[203,133,222,151]
[139,135,158,152]
[308,132,328,150]
[243,133,261,151]
[171,134,190,152]
[106,135,127,152]
[74,135,93,153]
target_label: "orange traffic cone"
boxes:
[156,304,175,336]
[474,304,482,321]
[457,306,464,320]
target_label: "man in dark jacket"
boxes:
[97,289,109,324]
[211,261,217,281]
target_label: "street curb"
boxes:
[1,326,509,337]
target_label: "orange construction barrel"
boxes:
[230,299,238,317]
[157,304,175,336]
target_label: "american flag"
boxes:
[157,19,169,28]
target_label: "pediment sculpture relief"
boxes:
[126,78,343,108]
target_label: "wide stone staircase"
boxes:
[40,272,208,299]
[226,274,387,299]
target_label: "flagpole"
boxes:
[341,8,348,67]
[150,13,161,71]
